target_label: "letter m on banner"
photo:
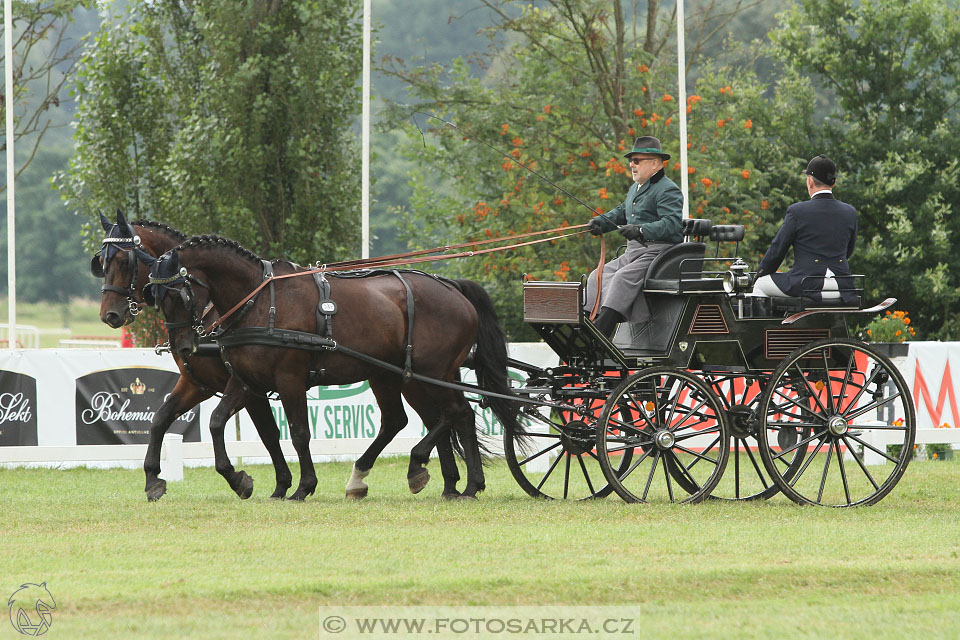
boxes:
[913,359,960,429]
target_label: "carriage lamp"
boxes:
[723,258,752,294]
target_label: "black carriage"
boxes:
[505,218,916,506]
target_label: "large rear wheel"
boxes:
[756,338,915,507]
[596,368,729,504]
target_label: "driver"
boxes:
[584,136,683,337]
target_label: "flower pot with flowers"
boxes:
[864,310,915,360]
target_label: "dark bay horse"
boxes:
[147,235,524,501]
[93,211,292,501]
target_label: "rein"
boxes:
[204,224,591,334]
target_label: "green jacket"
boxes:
[594,170,683,243]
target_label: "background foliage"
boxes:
[59,0,364,264]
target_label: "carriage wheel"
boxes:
[504,393,631,500]
[756,338,915,507]
[702,373,807,501]
[596,368,729,504]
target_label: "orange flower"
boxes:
[701,178,713,187]
[673,162,681,171]
[589,160,597,170]
[744,119,753,129]
[598,187,609,199]
[662,94,673,102]
[640,118,648,128]
[544,105,552,114]
[632,108,644,117]
[536,115,545,122]
[500,124,509,135]
[553,197,563,205]
[688,167,696,175]
[637,64,649,72]
[641,85,647,92]
[760,200,769,210]
[700,145,706,153]
[501,160,514,171]
[627,127,636,135]
[665,117,673,126]
[717,119,726,128]
[722,206,730,213]
[512,137,523,147]
[510,148,521,158]
[741,169,751,179]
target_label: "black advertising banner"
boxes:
[75,368,200,445]
[0,371,39,446]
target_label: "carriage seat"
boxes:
[642,242,707,291]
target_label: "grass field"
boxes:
[2,456,960,639]
[0,298,113,347]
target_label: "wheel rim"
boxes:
[504,394,629,500]
[596,368,729,504]
[757,339,915,507]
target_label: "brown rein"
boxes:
[204,222,597,334]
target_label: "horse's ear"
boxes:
[90,254,104,278]
[99,210,112,232]
[116,208,129,230]
[142,283,156,307]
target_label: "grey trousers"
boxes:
[583,241,671,324]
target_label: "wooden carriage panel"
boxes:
[523,281,582,323]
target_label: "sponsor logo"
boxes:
[129,377,147,395]
[0,372,38,446]
[8,583,55,636]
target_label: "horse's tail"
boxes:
[455,279,526,443]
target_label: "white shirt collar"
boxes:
[810,189,832,198]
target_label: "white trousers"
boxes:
[752,271,840,300]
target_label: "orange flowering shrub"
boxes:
[866,310,917,342]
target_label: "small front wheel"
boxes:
[596,368,729,504]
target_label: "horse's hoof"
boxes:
[346,487,369,500]
[234,471,254,500]
[408,468,430,494]
[288,492,307,502]
[146,479,167,502]
[442,491,461,501]
[457,494,479,501]
[269,487,288,500]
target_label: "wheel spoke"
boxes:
[837,350,856,413]
[536,450,565,491]
[734,437,741,499]
[674,440,720,466]
[788,434,828,487]
[562,452,571,499]
[662,451,676,502]
[519,441,561,467]
[618,447,654,482]
[840,435,880,490]
[772,428,827,461]
[836,440,852,505]
[821,350,836,413]
[743,443,770,489]
[846,433,901,464]
[844,391,903,421]
[840,366,884,417]
[772,388,825,421]
[673,425,722,443]
[641,450,660,501]
[816,440,835,503]
[794,363,830,416]
[576,454,596,496]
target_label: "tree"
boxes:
[771,0,960,338]
[0,0,92,190]
[382,0,812,337]
[59,0,364,264]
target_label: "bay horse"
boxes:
[93,210,292,501]
[146,235,524,501]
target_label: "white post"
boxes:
[676,0,689,219]
[4,0,16,349]
[361,0,371,259]
[160,433,184,482]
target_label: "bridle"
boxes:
[95,233,152,321]
[147,265,213,338]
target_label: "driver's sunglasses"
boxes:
[630,157,655,165]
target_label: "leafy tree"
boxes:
[771,0,960,338]
[383,0,812,337]
[59,0,364,264]
[0,0,92,190]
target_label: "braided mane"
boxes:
[131,219,189,242]
[175,234,265,265]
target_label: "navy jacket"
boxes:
[757,192,858,302]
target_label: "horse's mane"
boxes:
[175,234,267,266]
[131,219,188,242]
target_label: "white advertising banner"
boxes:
[0,344,558,464]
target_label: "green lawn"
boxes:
[0,298,115,347]
[2,457,959,639]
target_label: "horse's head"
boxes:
[94,209,156,328]
[146,249,211,358]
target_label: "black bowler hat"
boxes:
[624,136,670,160]
[803,154,837,185]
